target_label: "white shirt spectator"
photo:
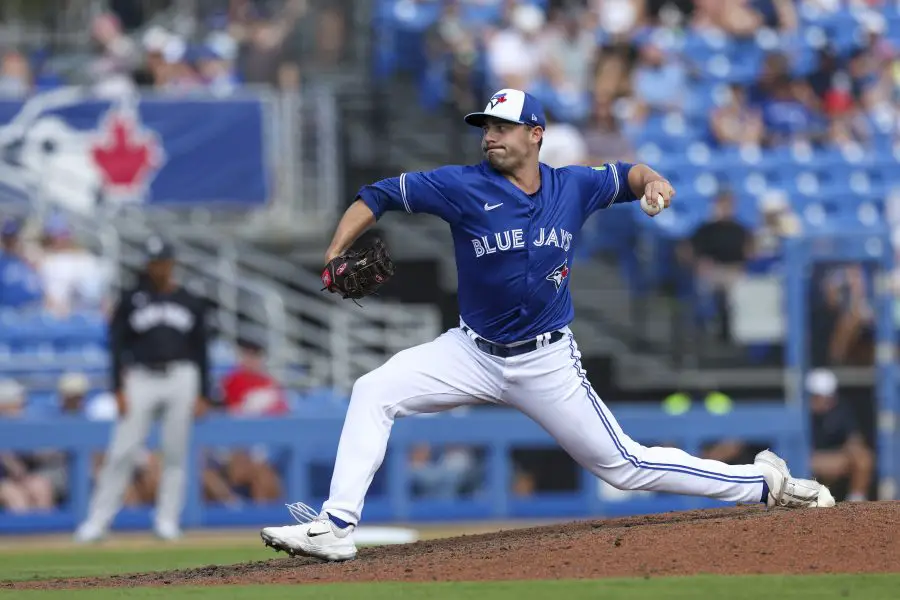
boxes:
[541,19,597,93]
[539,122,588,168]
[486,4,545,88]
[40,249,108,314]
[593,0,641,36]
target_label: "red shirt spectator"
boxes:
[220,338,288,416]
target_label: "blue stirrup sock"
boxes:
[327,512,353,529]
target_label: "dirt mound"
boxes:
[6,502,899,590]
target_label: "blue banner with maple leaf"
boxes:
[0,89,271,214]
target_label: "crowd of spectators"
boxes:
[416,0,897,159]
[0,215,111,317]
[0,0,350,99]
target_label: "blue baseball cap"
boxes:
[464,89,546,129]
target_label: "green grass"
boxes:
[0,545,268,582]
[1,575,898,599]
[0,543,896,599]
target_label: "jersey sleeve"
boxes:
[574,162,638,215]
[356,166,463,224]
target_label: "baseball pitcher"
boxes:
[261,89,835,562]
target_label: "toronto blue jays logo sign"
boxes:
[0,88,270,214]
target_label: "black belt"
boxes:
[462,326,565,358]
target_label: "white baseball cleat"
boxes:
[260,502,358,562]
[754,449,835,508]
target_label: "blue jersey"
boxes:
[358,160,637,344]
[0,251,42,309]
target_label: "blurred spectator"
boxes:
[194,45,239,97]
[424,0,483,114]
[678,190,752,341]
[37,215,110,316]
[58,371,92,415]
[206,337,286,503]
[303,1,348,69]
[57,371,120,421]
[591,0,644,42]
[107,0,149,31]
[690,0,764,37]
[798,0,841,15]
[85,12,140,96]
[806,369,873,501]
[152,37,207,94]
[539,5,596,121]
[808,45,842,104]
[137,26,172,87]
[753,190,802,267]
[409,443,481,499]
[645,0,694,25]
[709,84,766,147]
[631,38,686,119]
[486,2,546,91]
[812,264,875,366]
[0,49,33,96]
[751,53,822,146]
[221,337,289,416]
[233,0,306,90]
[750,0,798,32]
[0,218,43,309]
[761,80,820,146]
[818,52,875,144]
[583,98,636,164]
[539,112,588,167]
[0,379,56,512]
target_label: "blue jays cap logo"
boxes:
[464,88,546,129]
[488,93,508,109]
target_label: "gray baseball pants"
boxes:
[82,362,199,533]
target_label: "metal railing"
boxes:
[183,236,442,392]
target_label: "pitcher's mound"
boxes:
[8,501,899,590]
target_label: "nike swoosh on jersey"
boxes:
[484,202,503,211]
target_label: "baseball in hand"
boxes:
[640,193,665,216]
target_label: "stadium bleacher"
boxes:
[368,0,900,300]
[0,308,241,415]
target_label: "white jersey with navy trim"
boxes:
[358,160,636,344]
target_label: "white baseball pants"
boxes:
[322,327,765,524]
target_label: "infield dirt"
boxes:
[4,501,898,590]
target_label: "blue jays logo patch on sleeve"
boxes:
[546,260,570,292]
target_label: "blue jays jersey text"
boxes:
[358,161,637,344]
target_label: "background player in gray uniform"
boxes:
[75,236,211,542]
